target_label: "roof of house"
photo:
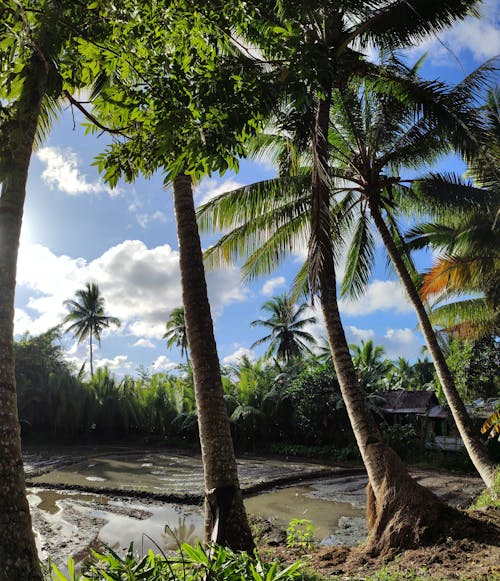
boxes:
[378,389,439,414]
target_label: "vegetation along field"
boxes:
[0,1,499,580]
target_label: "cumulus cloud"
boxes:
[261,276,286,297]
[15,240,248,340]
[94,354,131,371]
[152,355,177,372]
[339,280,412,316]
[346,325,376,343]
[195,177,244,206]
[342,325,424,360]
[383,328,423,360]
[36,147,119,196]
[223,347,255,366]
[133,338,156,348]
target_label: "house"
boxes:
[378,389,459,451]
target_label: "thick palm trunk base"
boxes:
[363,447,473,556]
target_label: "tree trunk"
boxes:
[172,173,254,551]
[369,200,497,488]
[0,63,46,581]
[89,331,94,377]
[310,94,471,556]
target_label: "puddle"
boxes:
[245,484,365,540]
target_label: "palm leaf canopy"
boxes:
[64,282,121,346]
[198,59,494,301]
[250,293,317,362]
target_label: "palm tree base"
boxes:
[364,450,478,556]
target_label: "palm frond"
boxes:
[341,211,375,300]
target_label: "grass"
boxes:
[472,468,500,509]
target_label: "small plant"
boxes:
[286,519,317,551]
[45,542,304,580]
[472,469,500,509]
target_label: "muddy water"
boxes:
[29,478,366,562]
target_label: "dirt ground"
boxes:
[260,506,500,580]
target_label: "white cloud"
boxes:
[152,355,177,372]
[383,328,423,360]
[346,325,376,343]
[261,276,286,297]
[36,147,119,196]
[223,347,255,366]
[339,280,412,316]
[195,177,244,206]
[94,354,131,371]
[133,338,155,348]
[407,1,500,63]
[135,210,168,229]
[16,240,248,340]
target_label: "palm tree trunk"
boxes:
[89,332,94,377]
[0,61,46,581]
[369,200,497,488]
[310,93,470,555]
[172,172,254,551]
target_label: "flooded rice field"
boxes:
[23,446,484,567]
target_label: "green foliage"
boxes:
[46,543,304,580]
[382,424,421,461]
[288,363,349,447]
[269,443,359,461]
[472,469,500,509]
[286,519,316,552]
[445,337,500,402]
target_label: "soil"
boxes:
[23,447,500,579]
[259,506,500,580]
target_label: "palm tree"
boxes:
[199,62,497,489]
[63,283,121,377]
[163,307,189,363]
[199,43,491,559]
[0,3,98,577]
[251,294,317,363]
[350,340,392,393]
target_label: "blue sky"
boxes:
[14,3,499,376]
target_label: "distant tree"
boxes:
[163,307,189,363]
[63,283,121,377]
[251,294,317,363]
[350,340,392,393]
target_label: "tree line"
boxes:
[0,1,498,579]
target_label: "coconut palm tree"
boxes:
[199,61,498,490]
[0,2,100,577]
[63,283,121,377]
[251,294,317,363]
[199,58,493,560]
[350,340,392,393]
[163,307,189,363]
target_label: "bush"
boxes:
[382,424,422,460]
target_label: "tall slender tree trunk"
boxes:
[172,173,254,551]
[0,59,46,581]
[89,331,94,377]
[310,92,470,556]
[369,200,497,488]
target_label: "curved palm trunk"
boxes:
[311,94,469,555]
[0,64,46,581]
[172,173,254,551]
[369,201,496,488]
